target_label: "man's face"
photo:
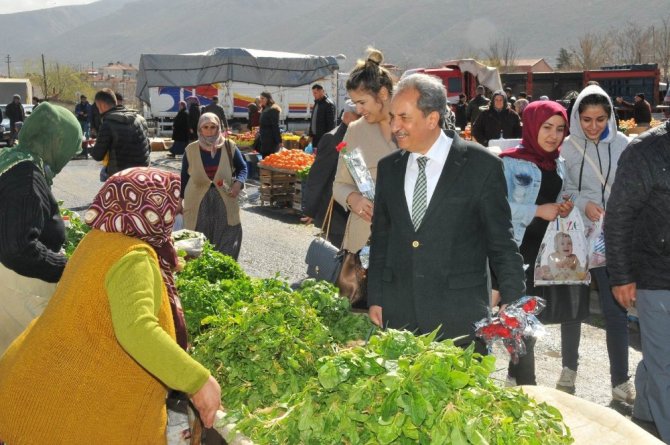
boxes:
[312,88,324,101]
[390,88,438,154]
[634,96,642,103]
[13,97,19,104]
[494,95,505,111]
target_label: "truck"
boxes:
[0,78,33,105]
[402,59,503,103]
[500,64,662,107]
[144,73,341,136]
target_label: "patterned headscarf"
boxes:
[84,167,188,349]
[198,112,226,157]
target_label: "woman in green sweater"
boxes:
[0,167,221,444]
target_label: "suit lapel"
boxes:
[420,132,469,226]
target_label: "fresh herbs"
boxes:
[235,329,573,445]
[59,205,90,257]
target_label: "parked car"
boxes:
[1,104,34,146]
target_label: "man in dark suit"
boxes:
[367,73,525,348]
[309,84,336,148]
[301,100,359,247]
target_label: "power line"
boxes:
[5,54,11,77]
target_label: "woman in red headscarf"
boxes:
[0,167,221,444]
[493,101,580,387]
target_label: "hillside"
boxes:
[2,0,668,74]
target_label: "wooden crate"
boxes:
[259,167,297,206]
[292,180,302,211]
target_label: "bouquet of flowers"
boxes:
[336,142,375,201]
[474,296,546,363]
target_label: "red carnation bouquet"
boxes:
[474,296,546,363]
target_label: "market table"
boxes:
[521,386,663,444]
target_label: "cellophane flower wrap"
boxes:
[474,296,546,363]
[336,142,375,201]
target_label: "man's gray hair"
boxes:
[395,73,447,119]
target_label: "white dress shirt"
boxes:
[404,131,453,212]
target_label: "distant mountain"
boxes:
[3,0,669,76]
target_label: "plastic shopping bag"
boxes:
[534,211,591,286]
[585,215,606,269]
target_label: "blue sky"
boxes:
[0,0,95,14]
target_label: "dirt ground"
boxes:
[489,289,661,438]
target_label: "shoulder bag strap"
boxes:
[569,138,612,196]
[320,197,334,241]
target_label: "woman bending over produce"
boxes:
[0,167,221,444]
[0,102,82,354]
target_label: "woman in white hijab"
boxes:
[180,113,248,259]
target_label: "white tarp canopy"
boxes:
[442,59,503,92]
[135,47,340,103]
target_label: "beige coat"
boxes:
[333,118,397,252]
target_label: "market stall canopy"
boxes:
[135,47,340,103]
[442,58,503,93]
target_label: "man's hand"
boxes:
[368,305,383,327]
[612,283,636,309]
[300,216,313,225]
[190,375,222,429]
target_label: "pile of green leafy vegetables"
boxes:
[59,205,91,257]
[234,329,573,445]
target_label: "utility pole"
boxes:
[41,54,48,100]
[5,54,11,77]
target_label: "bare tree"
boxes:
[611,22,653,65]
[571,32,613,70]
[654,15,670,81]
[484,36,518,72]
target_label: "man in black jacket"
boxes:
[5,94,25,147]
[301,100,359,247]
[465,85,489,127]
[202,96,228,130]
[90,88,150,181]
[368,73,525,346]
[308,84,336,148]
[616,93,652,126]
[605,121,670,442]
[471,90,521,147]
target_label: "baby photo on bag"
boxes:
[534,211,591,286]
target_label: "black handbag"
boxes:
[305,199,342,283]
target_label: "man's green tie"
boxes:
[411,156,428,230]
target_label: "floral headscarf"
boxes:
[198,112,226,157]
[84,167,188,349]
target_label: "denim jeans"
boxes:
[633,289,670,442]
[592,266,630,386]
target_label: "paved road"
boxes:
[53,151,651,434]
[53,151,320,284]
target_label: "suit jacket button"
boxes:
[412,240,420,248]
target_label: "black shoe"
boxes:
[166,153,176,159]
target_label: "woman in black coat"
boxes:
[258,91,282,158]
[187,97,201,142]
[168,101,189,157]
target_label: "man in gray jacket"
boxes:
[605,121,670,442]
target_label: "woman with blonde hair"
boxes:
[332,48,398,304]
